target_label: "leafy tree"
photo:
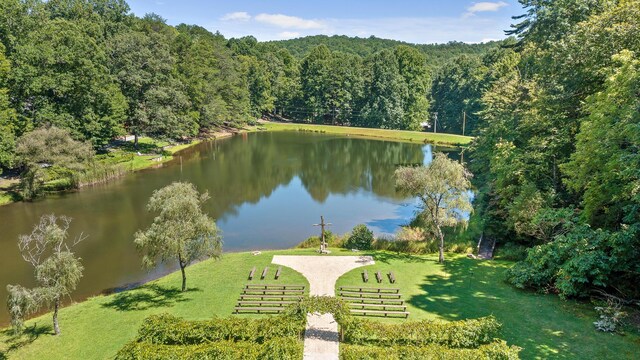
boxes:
[563,50,640,228]
[134,182,222,292]
[15,126,93,199]
[300,45,333,122]
[395,153,473,263]
[430,54,487,134]
[10,17,127,146]
[0,42,17,173]
[175,25,249,128]
[7,214,84,335]
[239,55,275,117]
[344,224,374,250]
[394,45,430,130]
[360,49,407,129]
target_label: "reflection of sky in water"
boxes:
[217,144,472,250]
[218,176,421,250]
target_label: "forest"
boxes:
[0,0,639,306]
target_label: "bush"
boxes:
[116,313,305,360]
[507,224,621,298]
[296,231,344,248]
[341,316,501,348]
[134,313,304,345]
[341,341,521,360]
[494,243,528,261]
[116,338,302,360]
[344,224,374,250]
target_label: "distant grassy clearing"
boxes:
[261,122,473,146]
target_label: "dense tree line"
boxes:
[0,0,499,184]
[268,34,500,67]
[441,0,640,302]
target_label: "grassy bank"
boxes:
[260,122,473,146]
[1,249,637,359]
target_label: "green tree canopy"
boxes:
[395,153,473,263]
[134,182,222,291]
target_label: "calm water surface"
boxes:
[0,131,452,324]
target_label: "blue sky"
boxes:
[127,1,524,44]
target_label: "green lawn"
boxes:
[260,122,473,146]
[0,250,310,360]
[336,252,640,359]
[1,249,638,359]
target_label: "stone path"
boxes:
[272,255,374,360]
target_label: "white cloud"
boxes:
[221,12,251,22]
[208,14,512,44]
[277,31,301,39]
[254,13,324,29]
[466,2,508,14]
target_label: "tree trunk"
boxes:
[53,298,60,335]
[436,225,445,264]
[134,133,139,149]
[180,264,187,292]
[178,253,187,291]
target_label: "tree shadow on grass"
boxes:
[407,258,507,320]
[101,284,200,312]
[0,323,52,357]
[406,258,587,359]
[366,251,430,264]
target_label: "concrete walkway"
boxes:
[272,255,374,360]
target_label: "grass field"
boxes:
[336,252,640,359]
[261,122,473,146]
[1,249,637,359]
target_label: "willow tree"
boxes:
[7,214,84,335]
[395,153,473,263]
[134,182,222,291]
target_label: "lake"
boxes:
[0,131,456,324]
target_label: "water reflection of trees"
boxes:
[178,132,428,218]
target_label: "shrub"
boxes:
[283,296,351,323]
[344,224,374,250]
[494,243,528,261]
[116,338,302,360]
[296,231,344,248]
[593,298,627,333]
[341,341,521,360]
[134,313,304,345]
[341,316,501,348]
[507,224,619,298]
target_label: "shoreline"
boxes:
[0,123,471,208]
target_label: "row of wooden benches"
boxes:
[234,284,305,314]
[362,270,396,284]
[248,266,282,280]
[338,286,409,318]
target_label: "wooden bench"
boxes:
[338,291,402,299]
[375,271,383,283]
[339,286,400,294]
[234,306,284,314]
[237,300,297,307]
[275,266,282,280]
[363,269,369,282]
[348,303,407,311]
[388,271,396,284]
[243,289,304,295]
[339,297,404,305]
[240,294,303,301]
[350,309,409,318]
[248,267,256,280]
[261,267,268,279]
[245,284,305,290]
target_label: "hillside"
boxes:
[265,34,502,65]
